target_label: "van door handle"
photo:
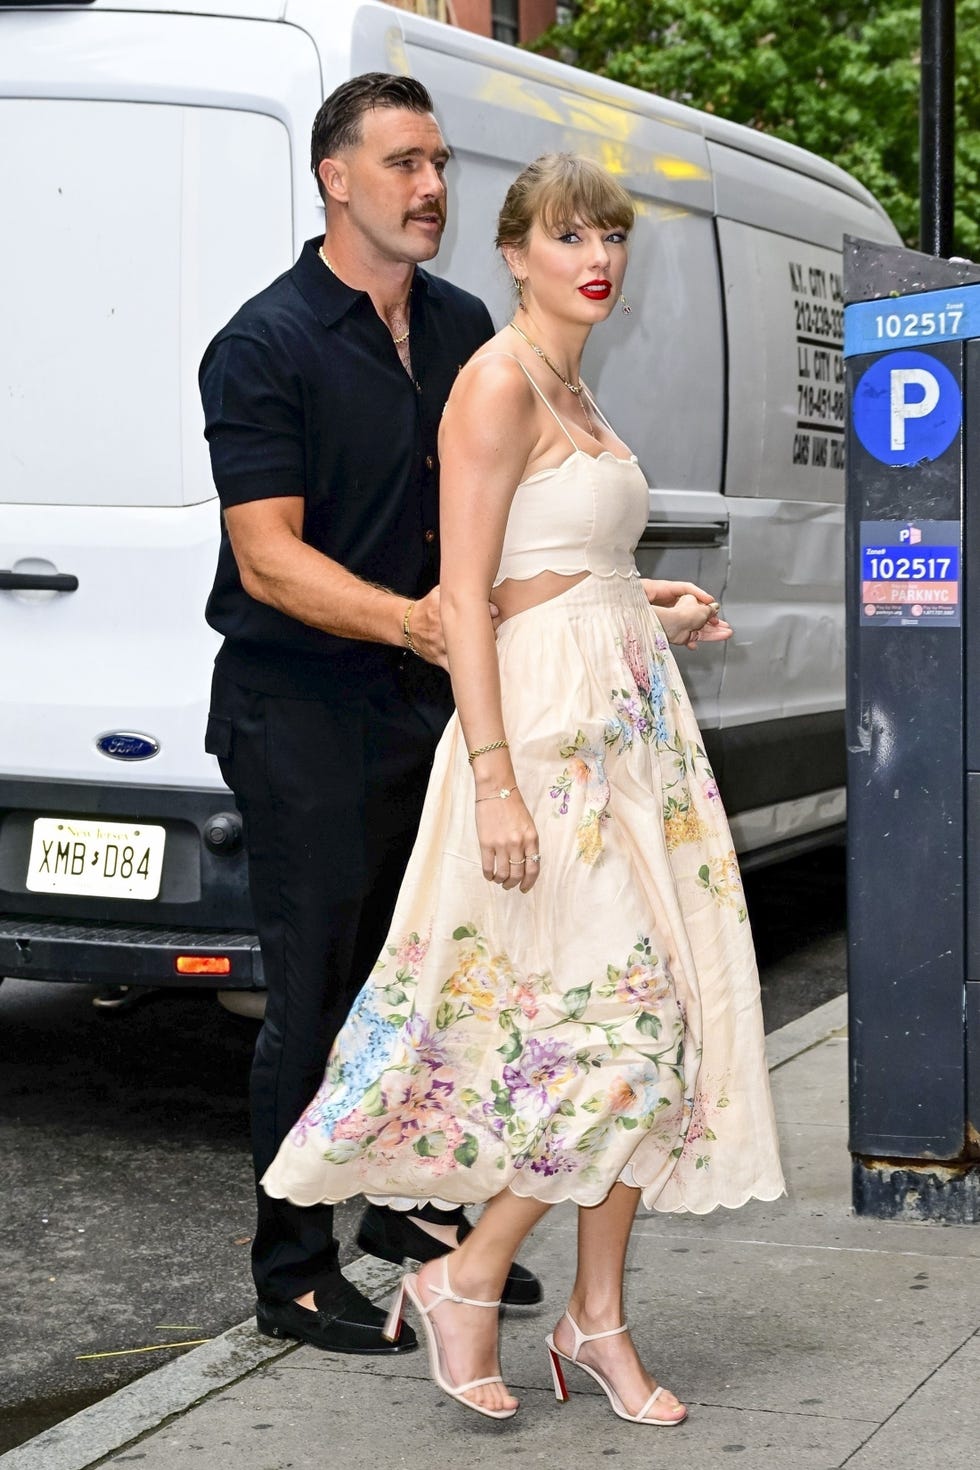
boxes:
[0,570,79,592]
[639,520,729,550]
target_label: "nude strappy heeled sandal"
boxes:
[383,1257,517,1420]
[545,1311,688,1426]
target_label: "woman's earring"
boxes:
[515,276,528,310]
[620,293,632,315]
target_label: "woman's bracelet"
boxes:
[475,785,516,803]
[468,739,509,765]
[402,601,421,658]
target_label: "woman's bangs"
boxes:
[538,165,634,237]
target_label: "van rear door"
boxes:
[0,8,320,789]
[0,7,321,976]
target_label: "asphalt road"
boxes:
[0,846,846,1454]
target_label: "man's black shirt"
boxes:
[201,238,494,697]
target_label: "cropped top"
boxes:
[491,357,649,588]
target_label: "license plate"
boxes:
[26,817,166,900]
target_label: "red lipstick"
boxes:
[578,280,612,300]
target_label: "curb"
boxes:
[1,996,847,1470]
[0,1255,403,1470]
[764,992,847,1071]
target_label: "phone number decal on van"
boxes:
[790,260,846,472]
[844,283,980,357]
[859,520,961,628]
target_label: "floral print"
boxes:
[697,852,748,923]
[549,731,610,865]
[284,922,688,1191]
[549,620,726,871]
[669,1081,731,1172]
[262,573,784,1216]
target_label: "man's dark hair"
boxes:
[311,73,435,200]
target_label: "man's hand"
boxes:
[406,588,501,671]
[405,586,447,668]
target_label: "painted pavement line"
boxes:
[0,996,847,1470]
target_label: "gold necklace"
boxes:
[318,246,410,345]
[509,320,597,438]
[509,320,581,394]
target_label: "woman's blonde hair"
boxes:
[495,153,635,252]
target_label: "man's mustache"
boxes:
[404,203,446,227]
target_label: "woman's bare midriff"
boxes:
[493,569,591,624]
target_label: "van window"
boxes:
[0,100,292,509]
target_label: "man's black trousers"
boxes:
[206,656,453,1304]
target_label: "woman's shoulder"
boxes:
[451,338,537,413]
[441,338,540,464]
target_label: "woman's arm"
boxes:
[439,356,542,894]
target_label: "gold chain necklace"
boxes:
[509,320,581,394]
[318,246,410,346]
[509,320,597,438]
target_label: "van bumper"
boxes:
[0,915,263,989]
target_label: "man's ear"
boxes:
[318,155,349,205]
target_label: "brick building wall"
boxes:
[384,2,558,45]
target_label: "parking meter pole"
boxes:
[920,0,956,257]
[844,236,980,1222]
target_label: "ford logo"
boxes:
[96,732,160,761]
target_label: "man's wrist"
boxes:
[402,599,422,657]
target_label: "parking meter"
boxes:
[845,237,980,1221]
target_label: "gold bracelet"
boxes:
[475,785,516,803]
[467,739,509,765]
[402,601,421,657]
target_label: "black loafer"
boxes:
[357,1204,543,1307]
[255,1275,418,1355]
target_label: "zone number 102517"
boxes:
[863,553,954,581]
[874,305,964,340]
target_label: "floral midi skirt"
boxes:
[262,574,785,1214]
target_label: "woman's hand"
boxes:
[656,593,733,649]
[642,578,716,610]
[475,790,540,894]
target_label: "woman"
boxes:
[263,154,784,1424]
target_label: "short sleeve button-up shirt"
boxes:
[201,238,494,697]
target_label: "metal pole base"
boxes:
[852,1157,980,1223]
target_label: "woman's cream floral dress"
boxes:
[263,444,785,1216]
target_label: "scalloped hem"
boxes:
[260,1177,788,1216]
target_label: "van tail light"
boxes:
[175,955,231,976]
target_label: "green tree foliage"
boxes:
[537,1,980,257]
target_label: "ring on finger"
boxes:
[528,853,541,863]
[508,857,526,866]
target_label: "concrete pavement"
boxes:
[5,994,979,1470]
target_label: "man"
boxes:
[200,73,541,1358]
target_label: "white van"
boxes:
[0,0,898,995]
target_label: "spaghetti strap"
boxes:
[581,382,616,435]
[477,351,578,450]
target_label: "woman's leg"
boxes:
[553,1181,686,1421]
[413,1188,550,1413]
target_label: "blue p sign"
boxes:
[852,350,962,467]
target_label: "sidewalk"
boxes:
[5,995,979,1470]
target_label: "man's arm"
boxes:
[223,496,446,665]
[201,328,445,664]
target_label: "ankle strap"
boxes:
[563,1310,628,1361]
[420,1258,502,1314]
